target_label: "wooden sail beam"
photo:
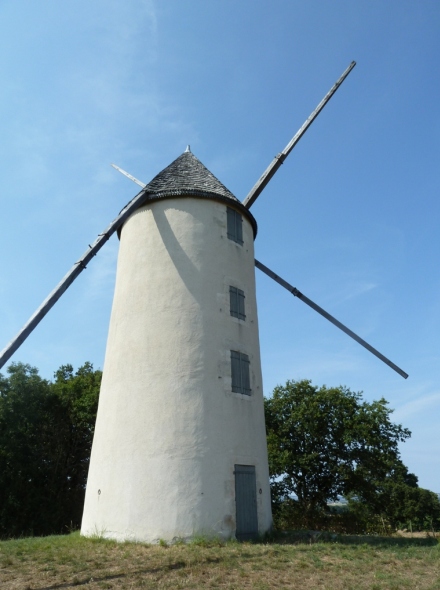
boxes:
[111,164,146,188]
[242,61,356,209]
[255,259,408,379]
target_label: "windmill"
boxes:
[0,61,408,542]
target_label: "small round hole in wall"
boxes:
[98,489,101,495]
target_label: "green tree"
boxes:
[0,363,55,537]
[0,362,101,538]
[384,484,440,531]
[348,476,440,532]
[49,362,102,532]
[264,379,411,526]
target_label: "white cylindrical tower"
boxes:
[81,149,272,542]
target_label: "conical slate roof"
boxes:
[124,148,257,237]
[143,148,239,203]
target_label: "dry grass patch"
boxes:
[0,531,439,589]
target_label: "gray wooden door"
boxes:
[234,464,258,540]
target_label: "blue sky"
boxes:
[1,1,439,492]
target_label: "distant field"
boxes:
[0,531,439,589]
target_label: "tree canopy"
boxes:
[264,379,438,530]
[0,362,101,538]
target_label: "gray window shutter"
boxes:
[241,353,251,395]
[231,350,251,395]
[231,350,241,392]
[227,207,235,241]
[230,286,245,320]
[236,212,243,245]
[238,289,246,320]
[226,207,244,245]
[230,286,238,318]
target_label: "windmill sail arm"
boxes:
[254,258,408,379]
[242,61,356,209]
[0,185,150,370]
[111,164,147,188]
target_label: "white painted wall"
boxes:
[81,196,272,542]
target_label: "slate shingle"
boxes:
[143,149,239,202]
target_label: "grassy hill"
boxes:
[1,531,439,589]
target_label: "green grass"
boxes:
[0,531,439,589]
